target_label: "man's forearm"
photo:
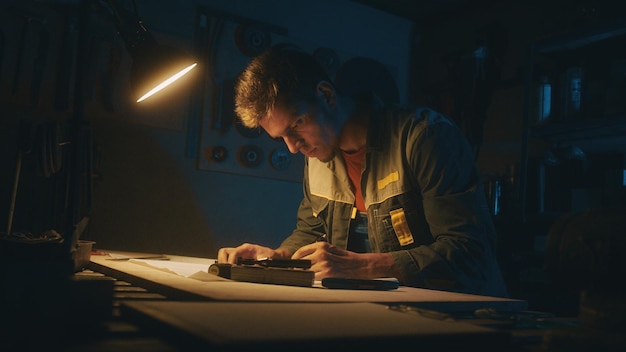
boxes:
[362,252,403,280]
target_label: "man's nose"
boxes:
[283,135,301,154]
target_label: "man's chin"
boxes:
[315,151,335,162]
[303,148,335,162]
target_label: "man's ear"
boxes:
[316,81,336,108]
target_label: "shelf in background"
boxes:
[530,114,626,152]
[537,19,626,53]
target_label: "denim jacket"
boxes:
[280,106,508,297]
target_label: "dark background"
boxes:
[1,0,625,316]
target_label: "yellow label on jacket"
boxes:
[390,208,414,246]
[377,171,398,190]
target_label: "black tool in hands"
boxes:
[236,257,312,269]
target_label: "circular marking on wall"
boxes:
[238,144,263,168]
[205,145,228,163]
[269,147,292,171]
[235,25,271,57]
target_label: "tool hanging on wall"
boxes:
[6,120,34,237]
[6,6,50,108]
[11,13,28,95]
[216,78,236,133]
[54,12,77,112]
[100,42,123,113]
[30,23,50,108]
[37,121,66,178]
[207,18,226,132]
[0,26,4,81]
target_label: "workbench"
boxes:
[1,250,579,351]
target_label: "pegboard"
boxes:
[191,6,399,183]
[192,7,319,182]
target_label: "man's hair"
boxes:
[234,47,331,128]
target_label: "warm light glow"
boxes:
[136,62,198,103]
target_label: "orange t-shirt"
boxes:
[342,147,366,212]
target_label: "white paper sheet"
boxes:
[130,258,213,277]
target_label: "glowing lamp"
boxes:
[108,0,198,103]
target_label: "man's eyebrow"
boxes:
[272,120,295,140]
[266,103,307,139]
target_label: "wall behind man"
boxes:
[0,0,412,257]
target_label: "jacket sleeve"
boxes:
[278,158,327,254]
[394,109,506,297]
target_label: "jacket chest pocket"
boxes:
[373,194,431,251]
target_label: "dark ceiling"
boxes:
[354,0,626,28]
[353,0,499,27]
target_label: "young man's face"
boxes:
[261,100,338,162]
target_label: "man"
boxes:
[217,47,508,298]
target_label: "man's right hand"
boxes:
[217,243,284,264]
